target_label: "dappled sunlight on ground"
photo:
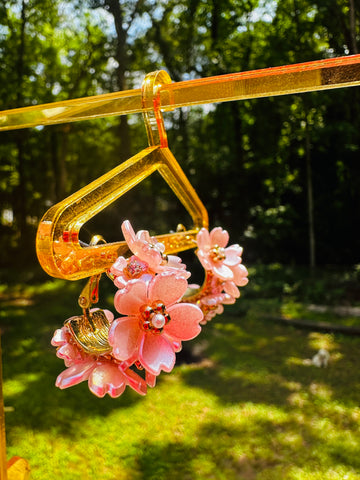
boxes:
[1,279,360,479]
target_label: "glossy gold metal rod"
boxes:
[1,55,360,131]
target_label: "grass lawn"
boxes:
[1,265,360,479]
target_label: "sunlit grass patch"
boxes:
[282,301,360,327]
[1,271,360,479]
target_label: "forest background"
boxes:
[0,0,359,273]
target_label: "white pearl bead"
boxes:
[151,313,166,329]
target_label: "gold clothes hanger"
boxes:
[33,55,360,281]
[35,70,208,281]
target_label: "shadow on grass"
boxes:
[132,421,289,480]
[132,413,360,479]
[131,312,360,478]
[180,313,360,409]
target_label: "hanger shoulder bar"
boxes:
[163,55,360,109]
[1,55,360,131]
[0,88,143,131]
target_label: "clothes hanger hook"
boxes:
[36,70,207,281]
[141,70,172,148]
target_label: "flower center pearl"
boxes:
[139,300,171,334]
[209,245,226,262]
[151,313,166,329]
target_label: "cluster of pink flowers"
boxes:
[52,221,248,398]
[189,227,249,323]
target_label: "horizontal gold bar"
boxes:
[0,88,143,131]
[1,55,360,131]
[164,55,360,108]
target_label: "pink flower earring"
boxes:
[51,221,248,398]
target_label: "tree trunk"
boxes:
[349,0,358,54]
[211,0,220,47]
[305,121,316,269]
[178,108,189,161]
[106,0,131,162]
[50,127,68,202]
[15,0,27,249]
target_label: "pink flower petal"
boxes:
[143,250,162,271]
[139,334,175,375]
[148,272,188,306]
[56,343,82,366]
[110,256,127,277]
[122,222,164,269]
[118,352,139,370]
[163,255,191,279]
[138,230,165,252]
[123,368,147,395]
[109,317,142,361]
[88,362,127,398]
[213,263,234,281]
[232,264,249,285]
[145,371,157,388]
[114,280,147,315]
[137,229,151,242]
[210,227,229,248]
[163,335,183,352]
[121,220,136,247]
[167,255,186,269]
[202,303,224,323]
[55,360,96,389]
[217,304,224,314]
[226,244,243,256]
[197,252,213,271]
[173,340,182,352]
[196,228,211,249]
[201,295,220,307]
[237,277,249,287]
[114,277,127,289]
[164,303,202,340]
[51,327,68,346]
[223,251,240,267]
[224,281,240,298]
[222,293,236,304]
[135,240,162,269]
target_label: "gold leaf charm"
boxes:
[65,272,111,355]
[65,309,111,355]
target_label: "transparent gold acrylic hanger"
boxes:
[32,55,360,282]
[1,54,360,131]
[35,70,209,281]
